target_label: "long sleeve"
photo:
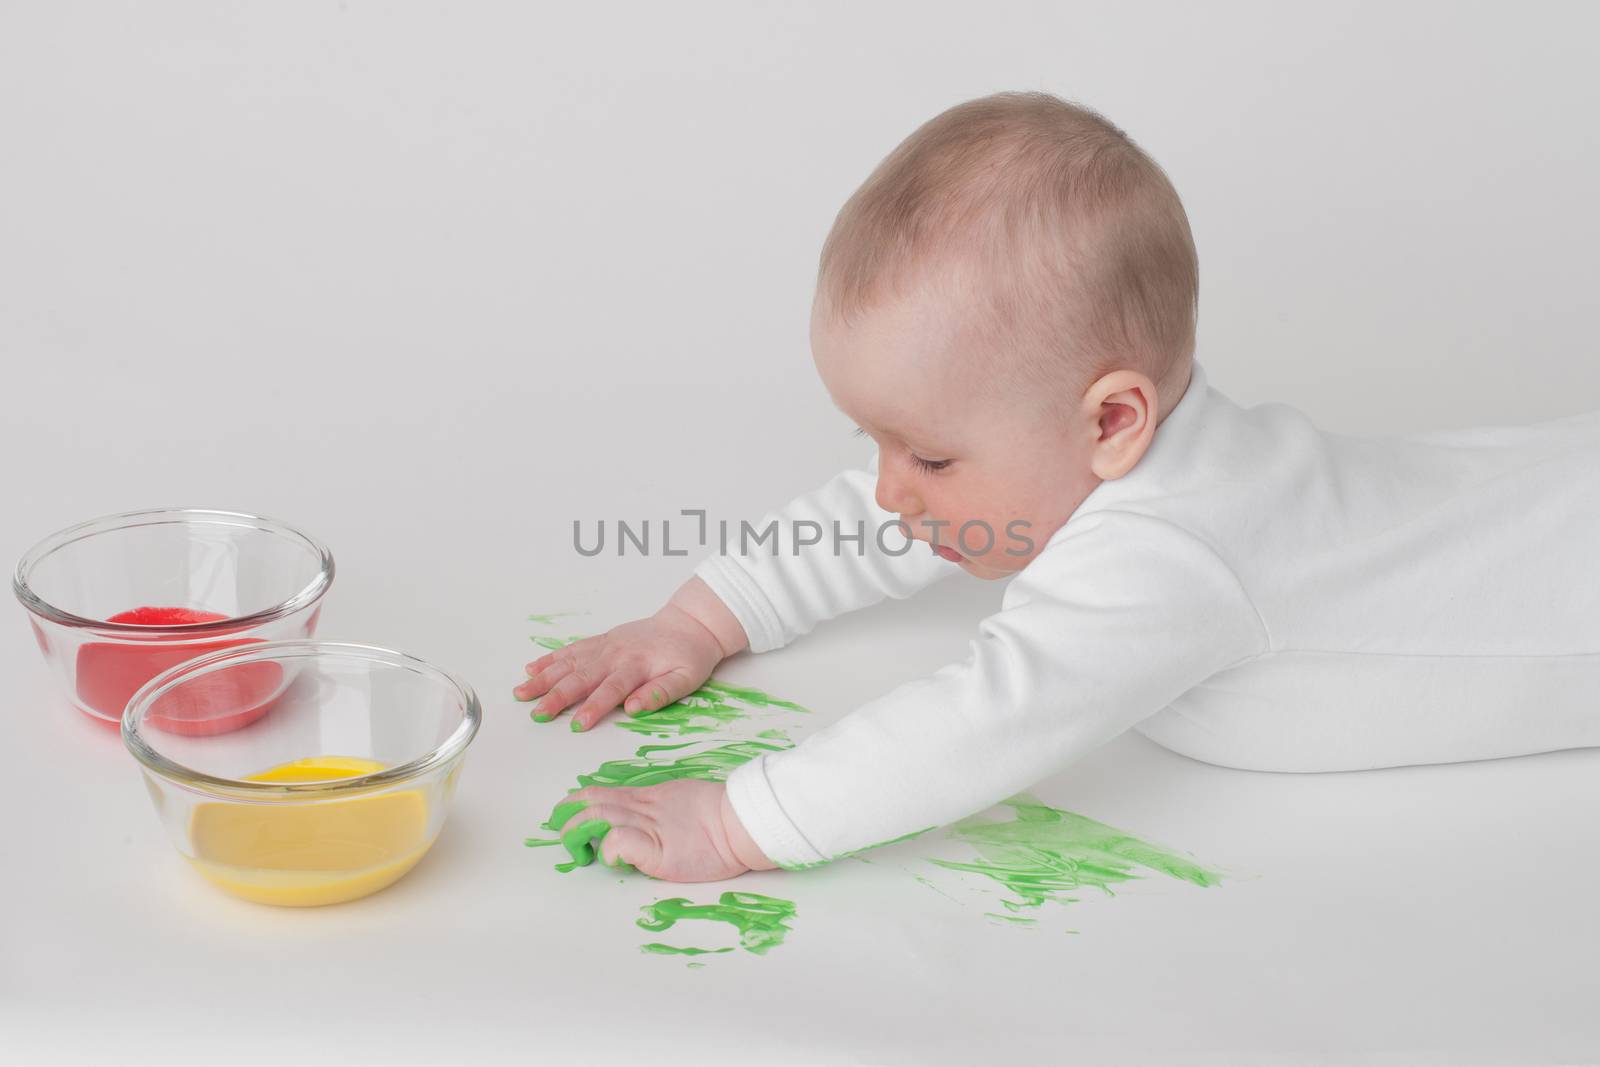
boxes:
[723,510,1272,868]
[692,448,963,653]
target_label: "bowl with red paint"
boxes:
[13,508,334,734]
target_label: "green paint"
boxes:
[639,943,734,957]
[530,634,586,651]
[928,793,1223,912]
[533,737,794,876]
[637,892,797,956]
[914,874,962,904]
[614,680,811,739]
[698,679,809,712]
[542,798,588,832]
[614,695,748,737]
[569,736,793,789]
[528,612,588,625]
[528,807,637,873]
[984,913,1038,926]
[555,817,611,872]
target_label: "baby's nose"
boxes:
[875,475,921,518]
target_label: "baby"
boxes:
[514,91,1600,880]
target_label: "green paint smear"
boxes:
[637,892,797,956]
[639,943,735,957]
[614,694,750,738]
[929,793,1223,912]
[615,679,810,738]
[696,679,808,712]
[530,634,588,652]
[984,913,1038,926]
[527,612,588,625]
[570,735,793,789]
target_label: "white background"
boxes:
[2,2,1597,1064]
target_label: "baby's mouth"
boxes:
[903,519,966,562]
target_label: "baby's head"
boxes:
[811,91,1198,579]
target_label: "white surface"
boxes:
[3,2,1599,1064]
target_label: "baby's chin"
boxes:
[955,554,1018,580]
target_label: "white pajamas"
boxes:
[693,361,1600,869]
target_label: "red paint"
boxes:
[75,607,285,735]
[104,606,227,627]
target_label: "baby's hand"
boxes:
[515,599,735,731]
[549,780,777,882]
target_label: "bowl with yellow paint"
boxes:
[122,641,480,906]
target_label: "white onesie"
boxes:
[693,360,1600,869]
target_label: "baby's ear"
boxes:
[1086,370,1158,480]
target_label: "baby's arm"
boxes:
[729,511,1270,864]
[691,446,963,653]
[553,511,1267,877]
[516,448,960,728]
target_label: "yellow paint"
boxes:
[187,756,434,906]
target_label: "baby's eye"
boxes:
[909,454,952,473]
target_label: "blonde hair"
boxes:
[815,91,1198,415]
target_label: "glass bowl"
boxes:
[123,641,481,907]
[13,507,334,733]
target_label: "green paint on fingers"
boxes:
[534,738,794,876]
[542,798,588,832]
[554,818,611,872]
[637,892,797,956]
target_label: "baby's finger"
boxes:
[600,825,661,875]
[514,657,575,702]
[523,649,564,678]
[557,817,613,869]
[622,668,699,715]
[568,669,636,733]
[542,794,587,832]
[557,801,643,835]
[528,663,601,722]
